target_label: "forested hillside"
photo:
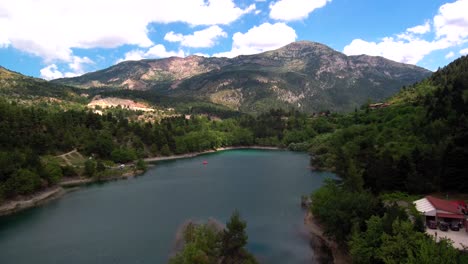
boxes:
[0,67,84,103]
[307,56,468,263]
[309,55,468,193]
[0,99,320,202]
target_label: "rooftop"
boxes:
[426,196,463,214]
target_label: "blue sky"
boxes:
[1,0,468,79]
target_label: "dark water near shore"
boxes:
[0,150,335,264]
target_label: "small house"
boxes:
[414,196,468,231]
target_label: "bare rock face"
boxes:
[53,41,431,113]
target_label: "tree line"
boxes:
[0,98,328,202]
[307,56,468,263]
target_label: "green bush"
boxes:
[61,165,78,177]
[135,159,147,172]
[84,159,96,177]
[42,161,63,184]
[5,169,41,196]
[111,148,137,163]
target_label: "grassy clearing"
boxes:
[55,150,86,167]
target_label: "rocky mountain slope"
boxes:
[53,41,431,112]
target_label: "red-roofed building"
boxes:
[414,196,468,232]
[426,196,465,215]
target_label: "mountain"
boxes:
[0,66,81,102]
[53,56,229,90]
[53,41,432,113]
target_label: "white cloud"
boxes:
[146,44,185,58]
[39,56,94,79]
[164,26,227,48]
[461,48,468,55]
[119,50,146,62]
[214,22,297,58]
[343,37,450,64]
[68,56,94,74]
[117,44,185,63]
[40,64,64,80]
[343,0,468,65]
[434,0,468,43]
[269,0,331,21]
[407,21,431,34]
[445,51,455,59]
[0,0,255,62]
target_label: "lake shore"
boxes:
[0,187,65,216]
[0,170,144,217]
[0,147,282,217]
[59,169,142,188]
[144,146,283,162]
[304,210,351,264]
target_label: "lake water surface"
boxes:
[0,150,335,264]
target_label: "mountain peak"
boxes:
[262,41,338,59]
[283,40,329,49]
[52,41,431,113]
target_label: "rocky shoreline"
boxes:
[304,210,351,264]
[144,146,283,162]
[59,170,141,188]
[0,170,143,217]
[0,187,65,216]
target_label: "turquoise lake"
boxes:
[0,150,335,263]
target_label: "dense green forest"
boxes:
[311,181,463,263]
[307,55,468,263]
[0,96,323,202]
[309,55,468,193]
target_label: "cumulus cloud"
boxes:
[214,22,297,58]
[117,44,185,63]
[39,56,94,80]
[119,50,146,62]
[164,26,227,48]
[407,21,431,34]
[343,0,468,65]
[269,0,331,21]
[445,51,455,59]
[461,48,468,55]
[68,56,94,74]
[344,37,451,64]
[40,64,64,80]
[434,0,468,43]
[0,0,255,62]
[146,44,185,58]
